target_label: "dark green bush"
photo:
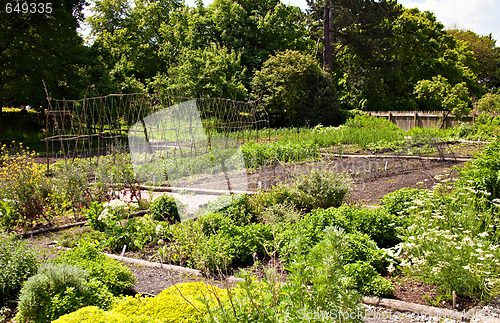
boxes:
[198,212,234,236]
[277,207,342,263]
[278,205,399,264]
[261,202,302,224]
[305,227,393,297]
[253,183,309,212]
[281,227,364,320]
[198,222,274,273]
[0,234,38,306]
[251,49,340,127]
[56,244,136,295]
[15,263,114,323]
[208,194,260,225]
[148,195,180,223]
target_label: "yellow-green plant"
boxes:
[54,282,228,323]
[0,142,50,229]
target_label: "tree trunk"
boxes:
[323,1,334,73]
[0,105,3,133]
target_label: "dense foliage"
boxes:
[252,50,339,127]
[15,263,114,323]
[55,244,136,295]
[0,235,38,306]
[1,0,498,122]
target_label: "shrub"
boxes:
[261,201,302,224]
[294,169,351,209]
[278,205,400,263]
[55,244,136,295]
[254,169,351,213]
[15,263,114,323]
[333,205,401,248]
[414,75,471,119]
[281,227,363,322]
[253,183,308,212]
[251,49,340,127]
[148,195,181,223]
[277,206,348,263]
[197,222,274,273]
[54,282,228,323]
[207,194,259,225]
[476,93,500,113]
[198,212,234,236]
[0,234,38,306]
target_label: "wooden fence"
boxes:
[367,111,478,130]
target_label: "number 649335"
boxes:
[5,2,53,14]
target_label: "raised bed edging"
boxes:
[52,245,203,277]
[103,252,203,277]
[364,296,500,322]
[137,185,255,195]
[17,210,148,238]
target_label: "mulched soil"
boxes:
[390,277,478,311]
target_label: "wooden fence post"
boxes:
[413,111,418,129]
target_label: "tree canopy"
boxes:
[0,0,87,107]
[1,0,499,121]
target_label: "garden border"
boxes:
[17,210,148,238]
[363,296,500,322]
[136,185,256,195]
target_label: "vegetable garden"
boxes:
[2,110,500,322]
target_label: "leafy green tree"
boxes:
[207,0,313,85]
[152,44,247,100]
[334,7,481,111]
[0,0,88,107]
[87,0,184,94]
[476,92,500,113]
[252,50,339,127]
[448,29,500,90]
[414,75,471,119]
